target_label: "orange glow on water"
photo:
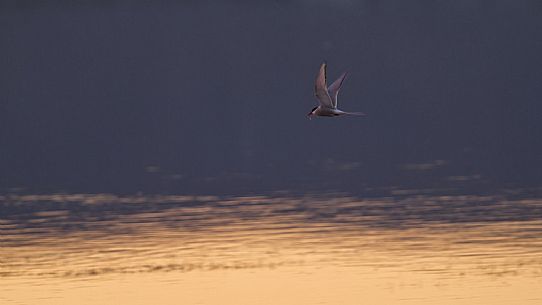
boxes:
[1,193,542,304]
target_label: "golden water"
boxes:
[1,192,541,304]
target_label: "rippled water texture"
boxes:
[2,191,542,304]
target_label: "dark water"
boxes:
[2,1,542,194]
[2,189,542,304]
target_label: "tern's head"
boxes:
[307,106,318,119]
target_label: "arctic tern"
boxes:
[307,62,365,119]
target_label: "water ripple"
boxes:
[1,191,542,280]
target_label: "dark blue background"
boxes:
[1,1,541,194]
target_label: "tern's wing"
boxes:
[328,72,347,108]
[314,62,333,108]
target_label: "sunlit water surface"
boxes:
[1,191,542,304]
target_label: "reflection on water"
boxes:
[1,190,542,304]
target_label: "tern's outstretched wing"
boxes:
[314,62,333,108]
[328,72,347,108]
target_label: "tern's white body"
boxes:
[308,62,365,119]
[312,107,351,117]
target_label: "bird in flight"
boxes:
[307,62,365,119]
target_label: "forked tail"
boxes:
[343,111,366,116]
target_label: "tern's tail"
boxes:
[343,111,366,116]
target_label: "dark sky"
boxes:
[1,1,542,194]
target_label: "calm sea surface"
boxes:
[2,190,542,304]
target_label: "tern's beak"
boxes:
[308,106,317,119]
